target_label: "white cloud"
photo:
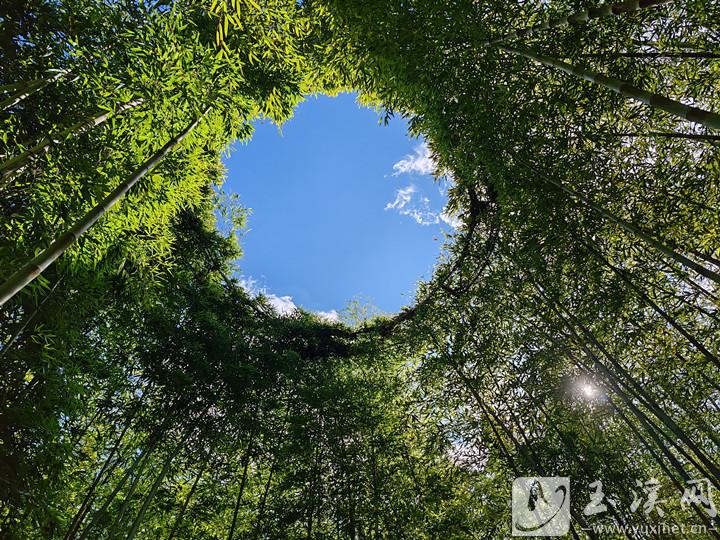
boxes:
[385,185,417,211]
[238,275,297,316]
[440,210,463,229]
[392,142,436,177]
[316,310,340,323]
[386,143,461,229]
[239,275,340,320]
[405,196,440,226]
[267,295,297,315]
[238,275,262,296]
[385,185,461,228]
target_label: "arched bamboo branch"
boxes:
[0,106,210,308]
[498,45,720,130]
[481,0,672,47]
[0,71,67,112]
[0,98,143,187]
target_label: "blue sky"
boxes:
[222,92,458,320]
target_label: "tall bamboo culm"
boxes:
[499,45,720,130]
[0,99,143,188]
[515,157,720,285]
[481,0,672,47]
[0,106,210,308]
[0,71,67,112]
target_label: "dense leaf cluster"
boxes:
[1,0,719,538]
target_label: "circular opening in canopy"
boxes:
[223,92,457,319]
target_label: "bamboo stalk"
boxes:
[64,419,133,540]
[227,447,252,540]
[548,312,700,493]
[0,99,143,187]
[499,45,720,130]
[0,71,67,112]
[481,0,672,47]
[548,289,720,486]
[0,107,210,308]
[582,51,720,59]
[614,131,720,141]
[583,239,720,369]
[124,450,176,540]
[76,440,160,540]
[0,277,62,358]
[514,157,720,284]
[609,400,720,538]
[165,464,205,540]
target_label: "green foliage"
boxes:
[1,0,720,538]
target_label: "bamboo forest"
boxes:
[1,0,719,538]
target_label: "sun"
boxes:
[580,381,598,400]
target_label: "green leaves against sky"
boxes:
[0,0,719,538]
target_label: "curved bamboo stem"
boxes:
[0,99,143,188]
[514,157,720,284]
[499,45,720,130]
[481,0,672,47]
[0,71,67,112]
[0,107,210,308]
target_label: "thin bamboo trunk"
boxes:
[0,99,143,187]
[76,440,159,540]
[0,80,41,94]
[497,391,599,538]
[125,450,176,540]
[528,385,638,529]
[655,382,720,449]
[253,460,276,538]
[227,445,253,540]
[0,71,66,112]
[64,422,132,540]
[583,52,720,59]
[614,131,720,142]
[65,396,148,540]
[640,402,720,485]
[498,45,720,130]
[567,335,700,489]
[659,259,719,302]
[441,340,598,539]
[419,323,520,474]
[113,418,198,540]
[0,276,62,359]
[697,368,720,395]
[583,239,720,368]
[74,409,178,540]
[481,0,672,47]
[646,258,720,310]
[690,249,720,268]
[165,464,204,540]
[0,107,210,308]
[428,324,545,473]
[105,444,156,539]
[528,279,703,467]
[610,401,720,539]
[612,399,691,481]
[544,288,720,487]
[515,156,720,284]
